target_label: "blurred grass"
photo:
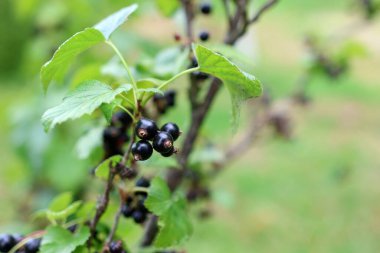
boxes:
[1,0,380,252]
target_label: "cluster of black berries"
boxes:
[132,119,181,161]
[108,240,128,253]
[153,90,176,115]
[122,178,151,224]
[103,111,133,159]
[198,3,212,42]
[0,234,40,253]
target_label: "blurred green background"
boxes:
[1,0,380,252]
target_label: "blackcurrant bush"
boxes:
[161,123,181,141]
[112,111,133,129]
[0,234,16,252]
[135,177,151,188]
[135,118,158,140]
[109,240,124,253]
[199,31,209,41]
[121,204,134,218]
[24,238,41,253]
[132,210,147,224]
[152,132,174,154]
[200,3,212,14]
[131,140,153,161]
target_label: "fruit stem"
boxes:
[116,105,136,122]
[106,40,138,108]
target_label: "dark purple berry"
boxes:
[135,177,150,188]
[121,204,134,218]
[199,31,209,41]
[131,140,153,161]
[24,238,41,253]
[135,118,158,140]
[153,93,168,114]
[132,210,147,224]
[160,147,177,157]
[152,132,174,154]
[160,123,181,141]
[200,3,212,14]
[109,240,123,253]
[111,111,133,129]
[164,90,176,107]
[0,234,16,252]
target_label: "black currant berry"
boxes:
[160,147,177,157]
[112,111,133,129]
[135,177,151,188]
[0,234,16,252]
[192,71,209,81]
[200,3,212,14]
[135,118,158,140]
[132,210,147,224]
[161,123,181,141]
[131,140,153,161]
[199,31,209,41]
[109,240,124,253]
[121,204,134,218]
[164,90,176,107]
[24,238,41,253]
[153,93,168,114]
[152,132,174,154]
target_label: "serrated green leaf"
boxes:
[100,98,123,123]
[95,155,123,180]
[155,0,180,16]
[49,192,73,212]
[42,81,130,131]
[46,201,82,222]
[41,28,105,92]
[94,4,138,40]
[145,178,192,247]
[40,226,90,253]
[155,197,193,248]
[145,178,172,216]
[193,44,262,129]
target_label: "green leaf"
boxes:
[145,178,192,248]
[95,155,123,180]
[41,28,105,92]
[193,44,262,128]
[42,81,131,131]
[155,0,180,16]
[94,4,138,40]
[40,226,90,253]
[46,201,82,222]
[49,192,73,212]
[100,98,122,123]
[75,127,103,159]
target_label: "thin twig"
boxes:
[250,0,278,24]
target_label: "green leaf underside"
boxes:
[40,226,90,253]
[145,178,192,247]
[42,81,131,131]
[41,4,138,92]
[95,155,123,180]
[194,44,262,128]
[94,4,138,40]
[41,28,105,92]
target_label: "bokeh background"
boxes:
[1,0,380,252]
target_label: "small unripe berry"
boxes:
[199,31,210,41]
[135,118,158,140]
[161,122,181,141]
[174,33,181,42]
[200,3,212,14]
[131,140,153,161]
[152,132,174,154]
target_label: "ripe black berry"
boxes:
[161,123,180,141]
[24,238,41,253]
[199,31,209,41]
[132,210,147,224]
[165,90,176,107]
[160,147,176,157]
[121,204,134,218]
[153,93,168,114]
[152,132,174,154]
[135,118,158,140]
[200,3,212,14]
[135,177,151,188]
[131,140,153,161]
[109,240,124,253]
[112,111,133,129]
[192,71,209,81]
[0,234,16,252]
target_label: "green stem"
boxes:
[142,67,199,106]
[106,40,138,107]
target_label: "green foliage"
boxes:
[40,226,90,253]
[194,44,262,127]
[155,0,180,16]
[145,177,192,248]
[42,81,132,131]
